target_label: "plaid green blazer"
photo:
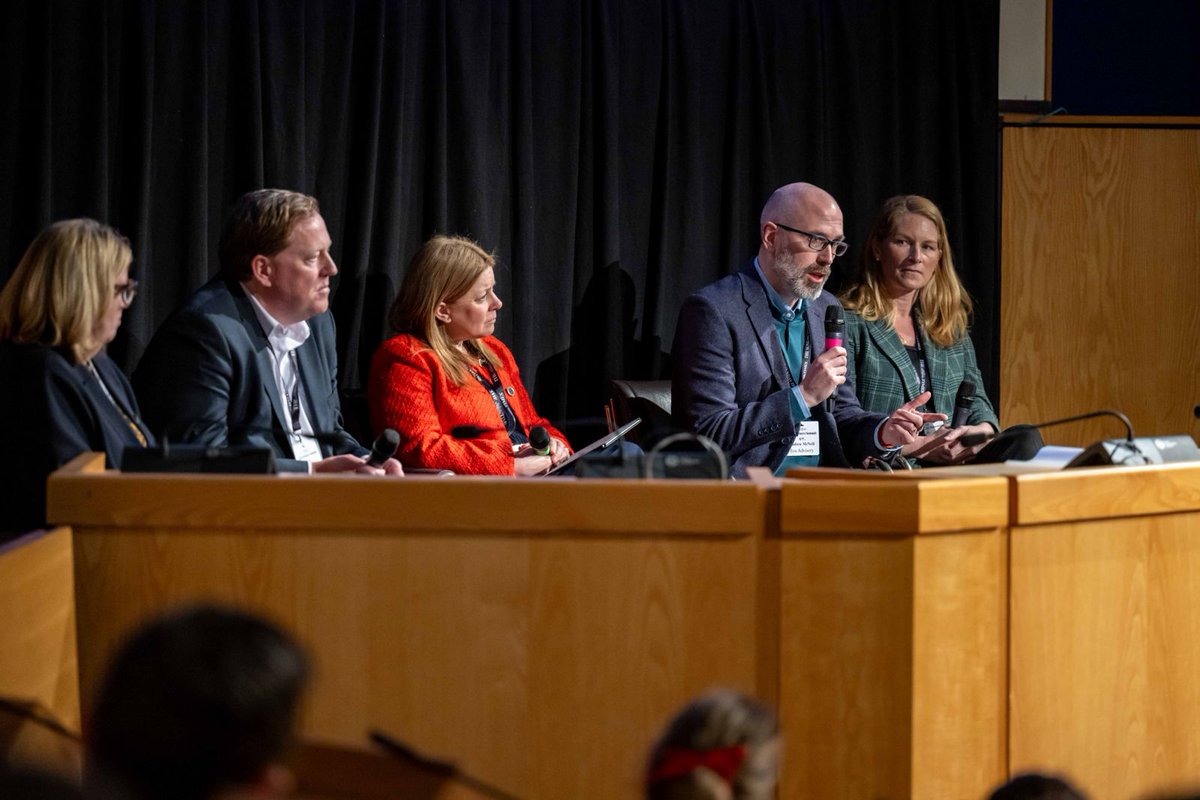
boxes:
[843,309,998,429]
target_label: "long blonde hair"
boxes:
[840,195,972,347]
[388,235,499,386]
[0,218,132,363]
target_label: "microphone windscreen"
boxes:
[824,307,845,337]
[951,380,976,428]
[973,424,1043,462]
[367,428,401,466]
[529,425,551,455]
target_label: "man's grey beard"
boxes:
[796,283,823,301]
[776,249,827,301]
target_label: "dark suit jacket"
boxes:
[671,262,886,477]
[133,277,367,472]
[843,309,998,429]
[1,343,152,533]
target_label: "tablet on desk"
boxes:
[542,417,641,476]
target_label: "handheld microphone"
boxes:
[529,425,551,456]
[823,306,845,414]
[950,381,975,429]
[366,428,400,467]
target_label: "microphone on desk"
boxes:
[369,729,522,800]
[823,306,845,414]
[366,428,400,467]
[950,381,975,429]
[961,409,1134,449]
[962,409,1199,467]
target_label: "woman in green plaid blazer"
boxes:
[840,195,998,466]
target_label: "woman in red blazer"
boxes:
[368,235,572,475]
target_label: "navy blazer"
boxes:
[672,262,886,477]
[133,277,367,472]
[0,343,152,534]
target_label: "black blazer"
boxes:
[0,343,152,534]
[133,276,367,472]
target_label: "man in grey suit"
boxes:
[134,189,402,475]
[672,182,940,477]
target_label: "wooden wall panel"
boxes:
[1010,511,1200,799]
[1001,126,1200,446]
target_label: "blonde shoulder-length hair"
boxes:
[387,234,499,386]
[839,195,972,348]
[0,218,133,363]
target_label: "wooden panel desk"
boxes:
[49,454,771,799]
[776,473,1010,799]
[1008,463,1200,800]
[0,527,81,773]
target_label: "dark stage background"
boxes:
[0,0,999,444]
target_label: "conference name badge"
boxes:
[788,421,820,458]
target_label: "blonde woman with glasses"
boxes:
[0,218,152,534]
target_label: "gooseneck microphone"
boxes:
[366,428,400,466]
[529,425,551,456]
[823,306,846,413]
[950,381,975,429]
[961,409,1135,448]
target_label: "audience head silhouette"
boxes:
[86,605,310,800]
[646,689,779,800]
[988,772,1088,800]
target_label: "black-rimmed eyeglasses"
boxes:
[115,279,139,306]
[773,222,849,257]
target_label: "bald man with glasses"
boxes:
[671,182,942,477]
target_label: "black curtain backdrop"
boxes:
[0,0,999,444]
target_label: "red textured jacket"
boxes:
[368,333,570,475]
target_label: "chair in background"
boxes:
[607,379,673,447]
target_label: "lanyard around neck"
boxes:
[471,358,526,444]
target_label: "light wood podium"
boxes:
[48,454,1200,799]
[775,473,1010,799]
[0,527,81,774]
[49,454,771,799]
[1007,463,1200,800]
[790,461,1200,800]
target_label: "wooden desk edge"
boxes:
[1010,462,1200,525]
[48,456,769,537]
[778,475,1009,536]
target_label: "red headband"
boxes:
[646,744,747,787]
